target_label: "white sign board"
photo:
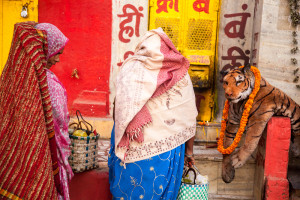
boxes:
[109,1,149,115]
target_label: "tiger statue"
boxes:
[221,64,300,183]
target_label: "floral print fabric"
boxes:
[35,23,69,59]
[47,69,73,200]
[109,125,185,200]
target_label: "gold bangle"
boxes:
[185,154,193,158]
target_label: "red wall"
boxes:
[39,0,112,117]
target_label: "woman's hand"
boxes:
[185,136,195,167]
[184,154,195,167]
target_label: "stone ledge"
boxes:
[194,145,256,163]
[196,123,221,142]
[208,194,253,199]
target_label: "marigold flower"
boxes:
[218,66,261,154]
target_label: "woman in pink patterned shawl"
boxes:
[36,23,74,200]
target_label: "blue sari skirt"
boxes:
[108,125,185,200]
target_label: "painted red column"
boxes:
[264,117,291,200]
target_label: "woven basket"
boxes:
[68,133,100,172]
[68,110,100,173]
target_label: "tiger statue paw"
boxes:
[231,149,248,169]
[222,155,235,183]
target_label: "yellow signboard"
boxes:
[0,0,38,74]
[149,0,220,121]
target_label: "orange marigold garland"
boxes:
[198,121,207,126]
[217,66,261,154]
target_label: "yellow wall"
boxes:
[0,0,38,73]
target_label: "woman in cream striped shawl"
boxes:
[109,28,198,199]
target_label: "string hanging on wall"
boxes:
[288,0,300,88]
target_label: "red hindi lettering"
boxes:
[221,46,250,72]
[193,0,210,14]
[156,0,179,13]
[118,4,144,43]
[224,4,251,39]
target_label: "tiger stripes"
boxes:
[221,65,300,183]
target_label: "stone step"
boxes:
[71,90,108,117]
[193,145,255,199]
[208,194,252,199]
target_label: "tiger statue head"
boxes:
[222,64,255,103]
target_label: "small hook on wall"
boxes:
[71,69,80,79]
